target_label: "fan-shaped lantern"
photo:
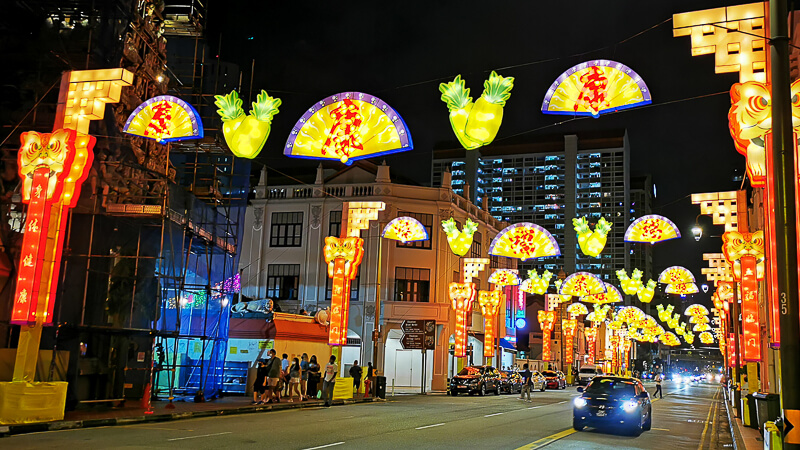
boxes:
[558,272,606,297]
[665,282,700,295]
[382,217,428,243]
[624,214,681,244]
[699,331,715,344]
[694,323,712,332]
[123,95,203,143]
[541,60,652,118]
[520,269,552,295]
[659,266,697,284]
[566,302,589,316]
[659,332,681,346]
[689,315,710,324]
[284,92,413,164]
[488,269,521,287]
[489,223,561,261]
[685,304,710,316]
[616,306,645,324]
[553,280,573,303]
[582,283,623,304]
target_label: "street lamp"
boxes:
[692,214,703,241]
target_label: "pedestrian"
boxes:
[287,357,302,402]
[654,372,663,399]
[322,355,338,407]
[281,353,290,396]
[308,355,321,399]
[349,360,363,395]
[265,349,282,403]
[364,362,374,397]
[520,363,533,402]
[300,353,310,400]
[253,360,268,404]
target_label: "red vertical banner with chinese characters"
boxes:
[728,333,737,368]
[449,282,476,358]
[584,327,597,365]
[562,319,577,369]
[323,236,364,346]
[740,256,760,361]
[764,134,781,346]
[10,169,52,324]
[478,290,503,358]
[538,310,555,362]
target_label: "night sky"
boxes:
[207,1,748,301]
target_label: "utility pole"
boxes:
[770,0,800,447]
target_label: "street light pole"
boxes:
[770,0,800,447]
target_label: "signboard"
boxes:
[401,320,435,350]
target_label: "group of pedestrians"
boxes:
[253,351,325,404]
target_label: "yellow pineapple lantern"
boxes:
[573,216,612,257]
[637,279,656,303]
[616,268,644,296]
[441,218,478,256]
[215,90,281,159]
[521,269,553,295]
[439,71,514,150]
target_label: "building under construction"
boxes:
[0,0,247,406]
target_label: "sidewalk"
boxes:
[723,388,762,450]
[0,394,384,438]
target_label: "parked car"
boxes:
[542,370,567,389]
[498,370,522,394]
[449,365,501,396]
[573,376,652,436]
[531,371,547,391]
[577,365,604,386]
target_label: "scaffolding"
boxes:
[0,0,247,401]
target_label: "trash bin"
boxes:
[375,376,387,399]
[753,393,781,434]
[741,393,758,429]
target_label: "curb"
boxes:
[0,397,385,438]
[722,387,748,450]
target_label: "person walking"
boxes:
[281,353,290,396]
[520,364,533,402]
[654,372,663,399]
[307,355,321,400]
[364,362,374,397]
[287,357,302,402]
[300,353,310,400]
[253,360,268,404]
[322,355,338,407]
[265,349,282,403]
[349,360,363,395]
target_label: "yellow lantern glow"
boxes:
[449,282,477,358]
[665,282,700,295]
[566,302,589,317]
[478,290,504,358]
[558,272,606,297]
[553,280,573,303]
[125,95,204,143]
[616,268,644,296]
[659,332,681,346]
[699,331,715,344]
[656,304,673,322]
[488,269,521,287]
[284,92,412,164]
[382,216,428,243]
[637,280,657,303]
[573,216,612,257]
[658,266,697,284]
[685,304,710,316]
[520,269,552,295]
[581,282,623,305]
[690,315,710,324]
[439,71,514,150]
[215,90,280,159]
[694,323,712,332]
[538,310,556,361]
[624,214,681,244]
[489,222,560,261]
[441,218,478,256]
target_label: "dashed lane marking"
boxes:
[485,412,504,417]
[416,423,446,430]
[302,442,345,450]
[166,431,232,441]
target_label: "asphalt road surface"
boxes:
[3,381,732,449]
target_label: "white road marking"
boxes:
[302,442,345,450]
[416,423,446,430]
[167,431,232,441]
[485,412,504,417]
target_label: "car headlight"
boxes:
[623,400,638,412]
[673,375,682,383]
[574,397,587,408]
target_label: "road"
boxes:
[3,381,732,449]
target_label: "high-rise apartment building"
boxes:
[433,130,633,290]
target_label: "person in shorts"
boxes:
[265,349,282,403]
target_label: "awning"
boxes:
[499,338,517,351]
[229,314,328,343]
